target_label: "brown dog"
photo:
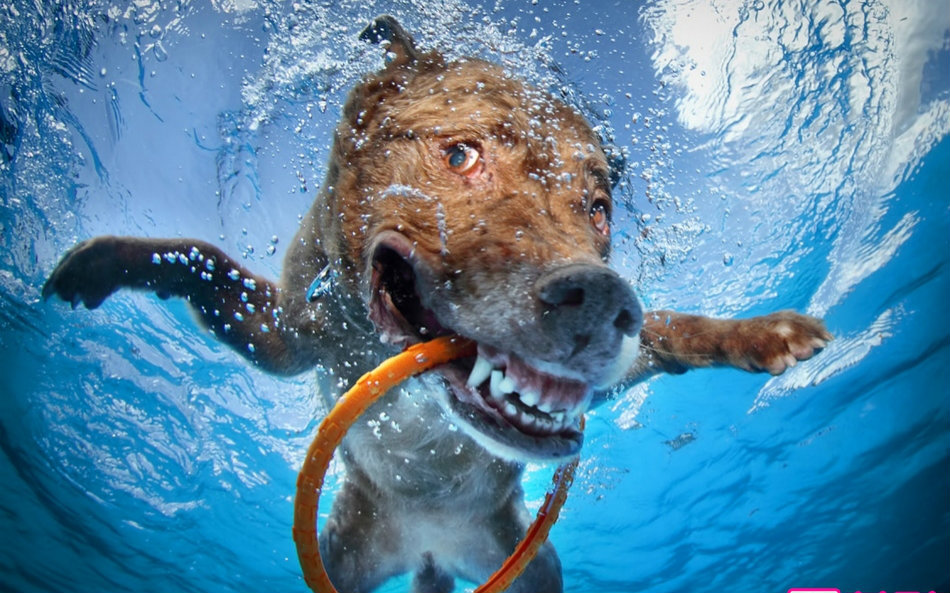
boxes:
[43,16,831,593]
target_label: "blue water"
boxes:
[1,1,948,592]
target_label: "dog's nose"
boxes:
[536,264,643,358]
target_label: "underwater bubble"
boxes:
[306,264,336,302]
[153,41,168,62]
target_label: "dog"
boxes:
[43,16,832,593]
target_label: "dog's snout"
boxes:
[537,264,643,360]
[539,283,586,308]
[612,306,639,335]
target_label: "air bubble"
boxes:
[153,41,168,62]
[306,264,336,302]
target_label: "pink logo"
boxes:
[787,590,938,593]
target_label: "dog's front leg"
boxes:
[320,480,406,593]
[626,309,832,382]
[458,492,563,593]
[43,235,319,375]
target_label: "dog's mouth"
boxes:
[368,234,587,461]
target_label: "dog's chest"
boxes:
[316,370,520,509]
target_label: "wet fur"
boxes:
[43,16,831,593]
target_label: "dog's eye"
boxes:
[443,144,481,177]
[590,199,611,236]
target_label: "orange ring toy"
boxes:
[292,335,580,593]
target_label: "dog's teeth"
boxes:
[519,388,541,408]
[551,411,566,425]
[536,398,554,414]
[498,374,517,395]
[489,370,505,401]
[467,354,493,387]
[535,414,554,434]
[504,402,519,418]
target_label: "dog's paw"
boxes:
[736,310,833,375]
[43,236,125,309]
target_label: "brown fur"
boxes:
[43,16,831,592]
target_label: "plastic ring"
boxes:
[293,335,579,593]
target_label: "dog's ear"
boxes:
[360,15,420,69]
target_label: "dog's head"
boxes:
[323,17,642,460]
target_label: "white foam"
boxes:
[749,307,901,412]
[640,0,948,327]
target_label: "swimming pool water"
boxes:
[1,1,947,592]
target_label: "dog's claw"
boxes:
[751,311,831,375]
[44,236,124,311]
